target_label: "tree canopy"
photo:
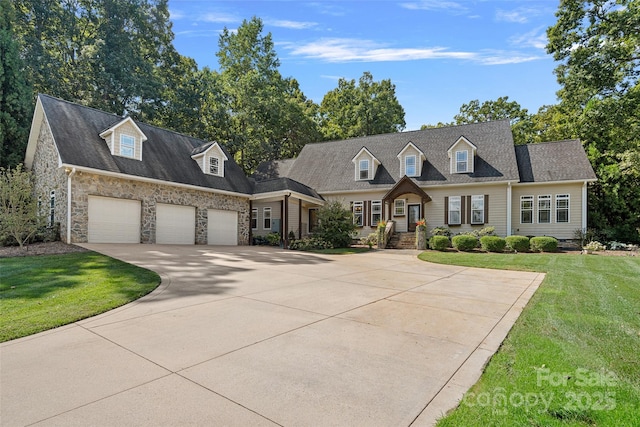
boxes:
[319,72,405,140]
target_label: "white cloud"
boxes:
[509,27,548,50]
[198,12,239,24]
[320,75,346,81]
[169,9,185,20]
[267,19,318,30]
[283,38,544,66]
[400,0,468,14]
[283,38,474,63]
[496,7,546,24]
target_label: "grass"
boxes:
[0,252,160,342]
[417,251,640,426]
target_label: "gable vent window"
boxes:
[120,135,135,158]
[538,195,551,223]
[359,159,369,180]
[405,155,417,177]
[456,150,468,173]
[209,157,220,175]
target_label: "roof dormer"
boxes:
[351,147,380,181]
[99,117,147,161]
[191,142,229,177]
[397,141,426,178]
[447,136,477,174]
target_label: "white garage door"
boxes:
[88,196,141,243]
[156,204,196,244]
[208,209,237,245]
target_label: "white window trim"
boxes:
[263,207,272,230]
[520,195,533,224]
[120,134,136,158]
[471,195,484,225]
[448,196,461,225]
[358,159,370,180]
[371,200,382,226]
[455,150,468,173]
[405,155,417,177]
[394,199,406,216]
[556,194,570,223]
[538,195,552,224]
[49,190,56,227]
[208,156,221,176]
[251,208,258,230]
[353,201,364,227]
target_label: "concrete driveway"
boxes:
[1,245,543,426]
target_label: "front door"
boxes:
[408,204,421,232]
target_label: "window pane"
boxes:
[538,196,551,223]
[371,201,382,226]
[251,209,257,229]
[263,208,271,229]
[456,151,467,173]
[120,135,135,157]
[394,200,405,216]
[359,160,369,180]
[405,156,416,176]
[448,196,461,224]
[471,195,484,224]
[209,157,219,175]
[353,201,363,226]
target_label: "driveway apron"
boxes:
[0,245,544,426]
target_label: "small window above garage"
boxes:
[191,142,229,177]
[99,117,147,161]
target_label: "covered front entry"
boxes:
[382,176,431,232]
[407,204,421,232]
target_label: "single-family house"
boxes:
[24,94,596,247]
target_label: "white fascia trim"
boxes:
[60,164,250,199]
[99,117,148,142]
[351,147,380,164]
[396,141,426,160]
[251,190,324,206]
[512,179,597,186]
[191,142,229,161]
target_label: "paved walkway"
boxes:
[1,245,543,426]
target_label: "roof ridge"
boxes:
[523,139,581,146]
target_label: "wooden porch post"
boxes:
[249,199,253,245]
[284,194,290,248]
[298,198,302,239]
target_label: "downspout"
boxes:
[582,181,588,231]
[506,182,512,236]
[66,168,76,243]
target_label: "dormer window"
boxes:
[359,159,369,180]
[456,150,468,173]
[120,135,135,158]
[405,155,417,177]
[191,142,228,177]
[448,136,477,174]
[397,142,425,178]
[99,117,147,161]
[209,157,220,175]
[352,147,380,182]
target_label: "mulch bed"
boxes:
[0,242,90,258]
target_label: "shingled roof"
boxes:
[38,94,253,195]
[515,140,596,183]
[274,120,521,192]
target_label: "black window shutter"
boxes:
[484,194,489,224]
[364,201,368,226]
[460,196,466,225]
[444,196,449,225]
[466,195,472,225]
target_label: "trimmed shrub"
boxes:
[480,236,506,253]
[505,235,530,252]
[316,200,358,248]
[452,234,478,252]
[289,237,333,251]
[430,226,451,237]
[429,235,450,251]
[530,236,558,252]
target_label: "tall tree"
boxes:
[217,17,319,172]
[0,0,33,168]
[452,97,534,145]
[547,0,640,241]
[319,72,405,140]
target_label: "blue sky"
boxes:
[167,0,561,131]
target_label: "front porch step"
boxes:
[387,232,416,249]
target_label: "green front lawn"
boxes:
[417,251,640,426]
[0,252,160,342]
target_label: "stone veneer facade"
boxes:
[32,117,250,244]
